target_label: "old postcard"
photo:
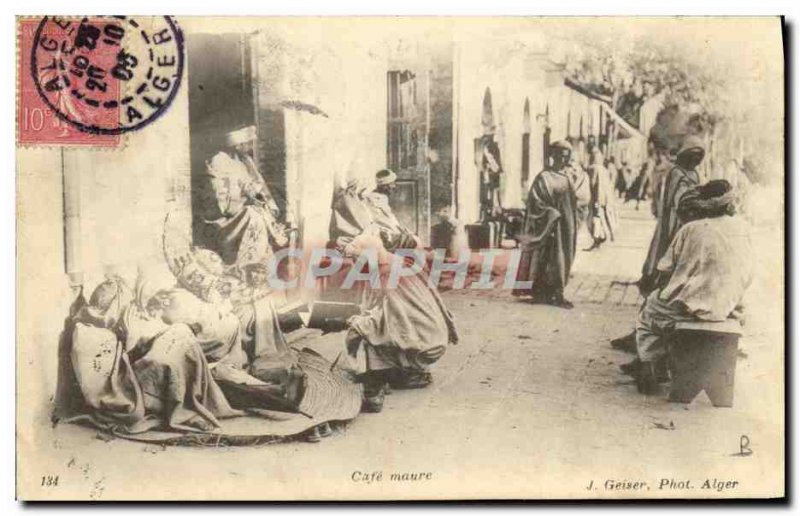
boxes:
[16,16,784,500]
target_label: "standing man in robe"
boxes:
[586,148,618,251]
[650,146,674,218]
[611,135,705,353]
[199,126,289,267]
[567,155,591,231]
[639,135,705,296]
[479,130,504,220]
[514,140,579,308]
[614,159,630,198]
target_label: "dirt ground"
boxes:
[20,202,784,500]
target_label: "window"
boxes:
[387,70,418,171]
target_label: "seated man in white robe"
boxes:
[199,125,289,267]
[624,180,754,393]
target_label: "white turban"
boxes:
[375,169,397,186]
[225,125,257,146]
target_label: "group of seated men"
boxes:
[55,126,459,444]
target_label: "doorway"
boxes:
[186,33,257,247]
[386,70,431,244]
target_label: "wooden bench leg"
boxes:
[668,340,705,404]
[668,331,739,407]
[704,339,738,407]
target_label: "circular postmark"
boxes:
[30,16,184,135]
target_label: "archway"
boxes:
[521,97,532,189]
[477,87,502,225]
[481,87,494,133]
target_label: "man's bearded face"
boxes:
[233,141,255,159]
[376,182,397,195]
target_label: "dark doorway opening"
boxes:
[187,33,256,247]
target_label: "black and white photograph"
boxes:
[14,14,785,501]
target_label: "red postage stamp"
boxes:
[17,18,121,147]
[18,16,183,145]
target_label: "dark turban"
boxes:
[678,179,737,221]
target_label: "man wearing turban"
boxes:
[612,135,707,354]
[639,135,706,294]
[514,140,579,308]
[199,125,289,267]
[364,169,422,251]
[628,180,753,393]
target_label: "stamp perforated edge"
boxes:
[15,16,134,151]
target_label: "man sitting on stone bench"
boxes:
[626,179,753,394]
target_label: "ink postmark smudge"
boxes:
[30,16,184,136]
